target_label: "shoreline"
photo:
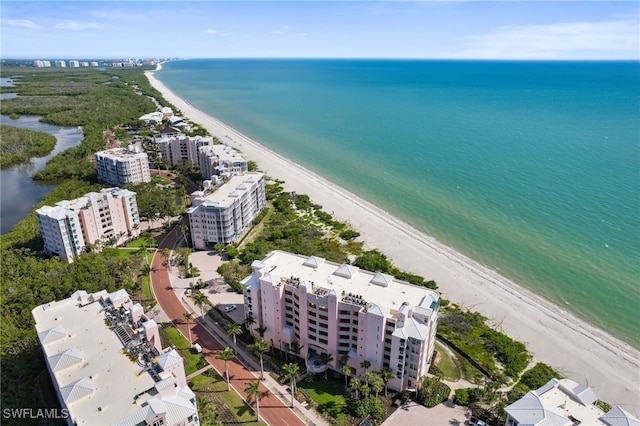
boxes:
[145,66,640,414]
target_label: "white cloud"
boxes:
[204,29,231,36]
[55,22,100,31]
[452,19,640,59]
[7,19,42,29]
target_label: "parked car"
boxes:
[224,304,237,312]
[469,417,487,426]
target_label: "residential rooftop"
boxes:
[189,172,264,210]
[253,250,439,313]
[32,290,196,425]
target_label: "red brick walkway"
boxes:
[151,225,305,426]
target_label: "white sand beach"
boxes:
[145,65,640,414]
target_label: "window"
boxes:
[319,338,328,344]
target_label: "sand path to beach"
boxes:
[145,66,639,415]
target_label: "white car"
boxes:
[469,418,487,426]
[224,304,237,313]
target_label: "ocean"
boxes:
[156,59,640,349]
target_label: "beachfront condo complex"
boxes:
[32,289,199,426]
[187,172,266,249]
[241,250,440,391]
[36,188,140,262]
[95,145,151,186]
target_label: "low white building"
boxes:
[37,188,140,262]
[241,250,440,391]
[32,289,199,426]
[504,378,639,426]
[96,145,151,186]
[188,172,266,248]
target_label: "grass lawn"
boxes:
[435,342,462,381]
[298,377,347,425]
[161,324,203,376]
[126,236,154,248]
[190,372,266,426]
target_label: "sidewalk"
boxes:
[180,293,330,426]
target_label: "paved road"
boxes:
[151,222,306,426]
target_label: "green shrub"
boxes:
[416,377,450,408]
[518,363,561,390]
[339,229,360,240]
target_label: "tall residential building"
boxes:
[33,60,52,67]
[504,378,639,426]
[37,188,140,262]
[96,145,151,186]
[68,60,80,68]
[187,172,266,249]
[198,144,248,180]
[157,134,213,167]
[32,289,199,426]
[54,60,67,67]
[241,250,440,391]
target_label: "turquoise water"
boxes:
[157,59,640,348]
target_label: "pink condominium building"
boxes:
[36,188,140,262]
[242,250,440,391]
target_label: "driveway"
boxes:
[170,249,246,323]
[381,399,471,426]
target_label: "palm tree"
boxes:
[320,352,333,380]
[342,365,352,390]
[183,312,193,346]
[244,380,264,422]
[192,291,208,319]
[371,376,384,398]
[360,359,371,374]
[216,347,235,391]
[250,338,269,380]
[256,325,267,337]
[350,377,362,399]
[244,315,255,332]
[290,340,303,362]
[226,322,242,354]
[282,362,301,408]
[339,353,349,367]
[379,369,394,397]
[179,223,189,247]
[161,248,171,270]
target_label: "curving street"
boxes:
[150,222,306,426]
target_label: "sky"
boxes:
[1,1,638,60]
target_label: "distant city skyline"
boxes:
[1,1,638,60]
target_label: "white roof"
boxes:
[257,250,439,313]
[190,172,264,210]
[333,264,359,279]
[504,391,568,426]
[600,406,640,426]
[60,376,94,404]
[156,349,183,371]
[32,290,196,425]
[38,325,67,343]
[48,346,83,371]
[507,378,615,426]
